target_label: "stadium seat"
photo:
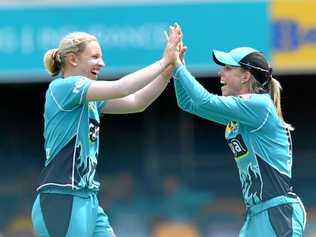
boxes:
[152,222,200,237]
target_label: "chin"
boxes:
[221,89,227,96]
[88,75,98,80]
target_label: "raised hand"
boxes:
[162,23,182,66]
[174,23,187,65]
[177,40,187,65]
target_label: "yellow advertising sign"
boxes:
[271,1,316,72]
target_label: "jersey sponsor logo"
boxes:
[89,118,100,143]
[227,134,248,159]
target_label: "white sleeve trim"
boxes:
[50,87,73,112]
[50,87,81,112]
[79,83,88,104]
[36,183,75,191]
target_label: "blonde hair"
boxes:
[43,32,97,77]
[269,78,293,130]
[247,72,293,130]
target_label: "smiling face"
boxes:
[218,66,249,96]
[75,41,105,80]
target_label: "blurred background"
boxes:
[0,0,316,236]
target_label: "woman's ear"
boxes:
[241,71,251,84]
[66,53,79,67]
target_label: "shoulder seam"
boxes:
[249,104,271,133]
[49,86,73,112]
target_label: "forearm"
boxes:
[173,64,228,125]
[87,59,169,101]
[132,75,170,112]
[120,58,169,96]
[173,64,209,105]
[174,77,194,112]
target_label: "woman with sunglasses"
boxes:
[172,42,306,236]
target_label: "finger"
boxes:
[179,40,183,48]
[179,46,187,56]
[169,25,175,34]
[177,34,182,43]
[174,22,180,31]
[173,22,182,34]
[163,31,169,42]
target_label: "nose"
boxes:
[218,68,223,77]
[99,58,105,67]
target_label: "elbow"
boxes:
[130,106,146,114]
[136,107,146,113]
[129,95,147,113]
[177,101,192,113]
[175,95,193,112]
[131,102,147,113]
[177,101,185,111]
[134,101,149,113]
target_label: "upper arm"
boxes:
[173,65,270,129]
[173,66,229,125]
[174,78,228,125]
[194,94,271,129]
[86,80,129,101]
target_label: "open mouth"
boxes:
[91,69,99,76]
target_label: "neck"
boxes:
[63,69,81,78]
[237,86,250,96]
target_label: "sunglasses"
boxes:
[239,62,270,73]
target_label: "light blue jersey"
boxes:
[173,65,294,208]
[37,76,106,192]
[173,65,306,236]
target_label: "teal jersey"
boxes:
[173,65,293,208]
[37,76,106,192]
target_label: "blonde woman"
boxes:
[31,25,181,237]
[173,42,306,236]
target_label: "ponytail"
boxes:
[43,48,62,77]
[248,71,293,130]
[269,78,294,130]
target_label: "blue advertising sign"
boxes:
[0,2,269,82]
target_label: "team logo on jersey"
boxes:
[88,102,97,111]
[89,118,100,143]
[226,121,237,134]
[227,134,248,160]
